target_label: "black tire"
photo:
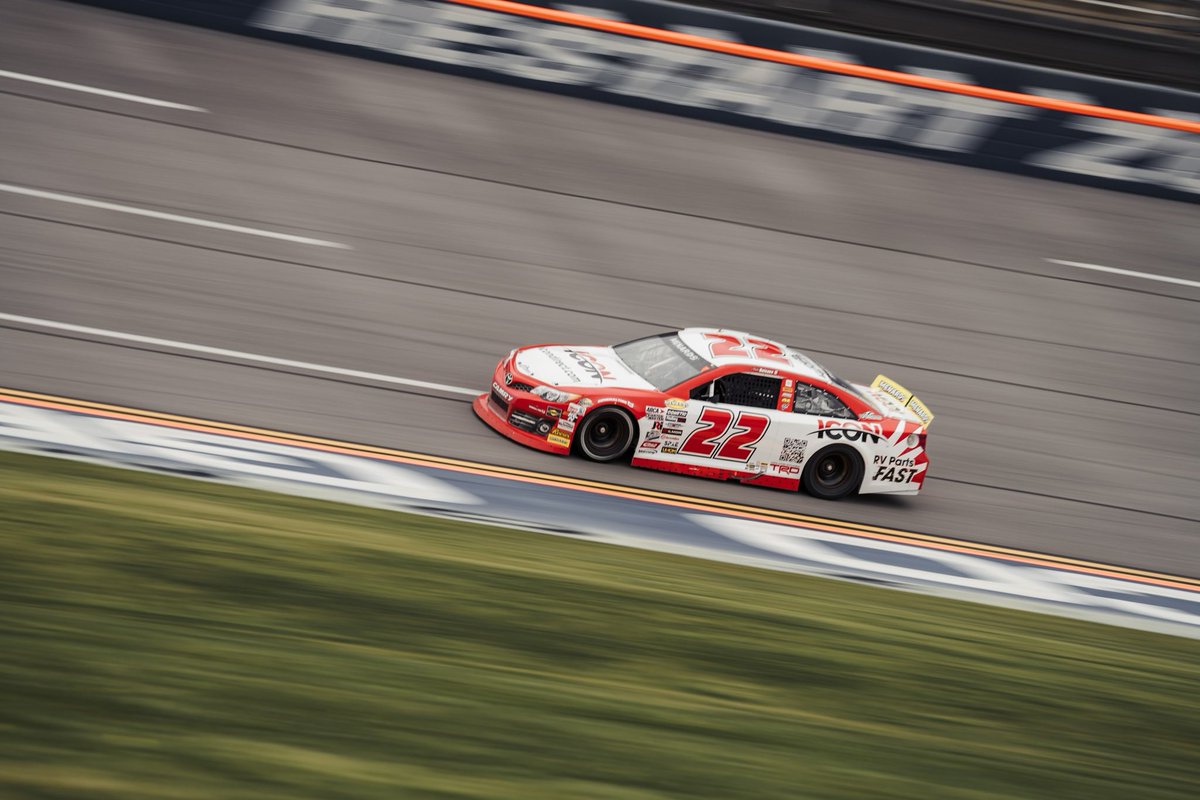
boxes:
[576,407,636,462]
[801,444,864,500]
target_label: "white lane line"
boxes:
[0,313,480,397]
[1070,0,1199,20]
[0,184,352,249]
[1047,259,1200,289]
[0,69,208,111]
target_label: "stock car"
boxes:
[472,328,933,499]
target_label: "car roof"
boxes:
[676,328,832,383]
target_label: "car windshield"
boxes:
[613,333,709,391]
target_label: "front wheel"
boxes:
[802,444,864,500]
[576,407,636,462]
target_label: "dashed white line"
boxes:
[0,313,479,397]
[0,69,208,111]
[1047,259,1200,289]
[0,184,351,249]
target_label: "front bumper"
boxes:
[471,356,573,455]
[472,393,570,455]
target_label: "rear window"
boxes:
[614,333,709,391]
[823,367,874,409]
[792,383,855,419]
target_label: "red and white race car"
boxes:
[473,328,933,499]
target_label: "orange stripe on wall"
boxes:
[446,0,1200,134]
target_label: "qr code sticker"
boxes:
[779,437,808,463]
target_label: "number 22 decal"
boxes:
[680,408,770,462]
[703,332,789,364]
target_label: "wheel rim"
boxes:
[581,410,632,460]
[814,452,851,489]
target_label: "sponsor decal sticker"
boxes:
[872,375,912,405]
[873,465,919,483]
[871,375,935,426]
[665,398,687,410]
[547,430,571,447]
[778,437,807,463]
[667,335,706,366]
[565,349,615,383]
[907,397,935,427]
[779,383,795,412]
[815,419,883,443]
[541,348,582,384]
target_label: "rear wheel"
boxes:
[802,445,863,500]
[576,407,636,462]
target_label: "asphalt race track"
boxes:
[2,1,1197,575]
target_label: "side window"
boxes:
[690,373,781,410]
[792,382,854,419]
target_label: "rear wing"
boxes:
[870,375,934,428]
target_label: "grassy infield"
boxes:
[1,450,1197,799]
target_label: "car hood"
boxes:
[514,346,655,390]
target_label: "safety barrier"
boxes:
[671,0,1200,88]
[68,0,1200,200]
[4,388,1199,637]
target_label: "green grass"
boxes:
[1,450,1197,799]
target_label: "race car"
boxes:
[472,328,933,499]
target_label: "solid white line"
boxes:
[1068,0,1198,20]
[0,313,480,397]
[0,69,208,111]
[0,184,351,249]
[1047,259,1200,289]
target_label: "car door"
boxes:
[637,371,786,475]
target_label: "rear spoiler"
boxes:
[870,375,934,428]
